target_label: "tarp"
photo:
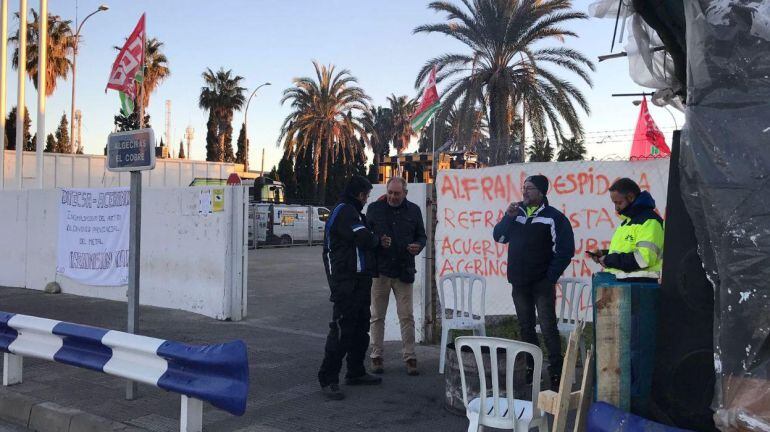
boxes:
[681,2,770,430]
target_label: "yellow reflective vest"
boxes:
[603,191,664,280]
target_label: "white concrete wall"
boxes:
[1,150,240,190]
[0,186,249,320]
[366,184,428,343]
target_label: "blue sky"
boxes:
[6,0,683,170]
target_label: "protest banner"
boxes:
[435,159,670,318]
[57,188,130,286]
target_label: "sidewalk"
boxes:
[0,246,467,431]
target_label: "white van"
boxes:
[249,204,330,247]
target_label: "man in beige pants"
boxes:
[366,177,427,376]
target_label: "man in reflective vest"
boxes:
[588,178,664,283]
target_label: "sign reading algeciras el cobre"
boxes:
[57,188,131,286]
[106,128,156,172]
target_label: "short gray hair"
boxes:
[386,176,408,190]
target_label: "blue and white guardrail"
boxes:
[0,311,248,431]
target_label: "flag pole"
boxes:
[126,14,145,402]
[431,115,437,181]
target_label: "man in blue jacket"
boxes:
[493,175,575,390]
[318,176,383,400]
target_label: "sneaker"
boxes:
[344,373,382,386]
[406,359,419,376]
[371,357,384,374]
[321,383,344,400]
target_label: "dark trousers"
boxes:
[318,276,372,386]
[511,278,563,378]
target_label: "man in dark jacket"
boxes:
[319,176,383,400]
[492,175,575,390]
[366,177,427,376]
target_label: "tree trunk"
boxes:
[488,83,512,166]
[318,142,330,205]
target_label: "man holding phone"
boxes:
[587,178,664,283]
[493,175,575,390]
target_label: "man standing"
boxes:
[493,175,575,390]
[319,175,383,400]
[367,177,427,376]
[587,178,664,283]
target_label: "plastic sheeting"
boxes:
[680,1,770,431]
[588,0,682,96]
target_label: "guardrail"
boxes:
[0,311,249,432]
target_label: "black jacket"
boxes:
[492,200,575,286]
[323,195,379,279]
[367,198,427,283]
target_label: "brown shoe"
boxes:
[371,357,384,374]
[406,359,419,376]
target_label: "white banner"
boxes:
[435,159,670,318]
[57,188,130,286]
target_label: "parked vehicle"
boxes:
[248,203,330,248]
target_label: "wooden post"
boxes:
[594,286,629,410]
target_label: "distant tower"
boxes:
[74,110,83,153]
[185,126,194,161]
[165,100,172,157]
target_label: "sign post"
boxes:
[106,128,155,400]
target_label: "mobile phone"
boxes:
[585,250,599,258]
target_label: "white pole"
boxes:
[15,0,25,189]
[0,0,8,189]
[35,0,45,188]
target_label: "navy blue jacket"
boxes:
[323,195,379,279]
[493,200,575,286]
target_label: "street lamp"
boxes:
[242,81,271,172]
[69,4,108,152]
[632,99,678,130]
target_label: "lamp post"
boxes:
[242,81,270,172]
[69,4,108,153]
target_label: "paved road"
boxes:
[0,421,28,431]
[0,246,468,431]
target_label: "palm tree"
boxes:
[556,137,586,161]
[387,94,417,154]
[278,61,370,205]
[199,68,246,162]
[10,9,75,96]
[361,105,393,168]
[414,0,594,165]
[140,38,170,109]
[113,37,169,110]
[527,139,554,162]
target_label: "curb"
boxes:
[0,387,144,432]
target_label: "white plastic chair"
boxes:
[456,336,548,432]
[438,273,487,374]
[536,277,592,366]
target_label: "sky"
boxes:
[4,0,684,171]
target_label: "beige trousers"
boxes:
[369,276,416,361]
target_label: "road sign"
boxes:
[107,128,156,172]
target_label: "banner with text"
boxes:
[57,188,130,286]
[436,159,670,318]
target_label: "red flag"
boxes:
[106,14,146,101]
[630,97,671,160]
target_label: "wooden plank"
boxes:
[594,286,623,407]
[574,349,594,432]
[538,390,580,414]
[552,325,583,432]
